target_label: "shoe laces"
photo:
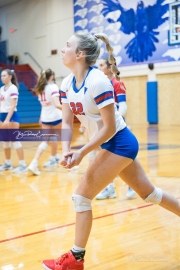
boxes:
[102,187,108,193]
[55,253,72,266]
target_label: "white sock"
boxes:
[5,159,11,165]
[32,159,38,165]
[19,160,26,166]
[50,156,56,161]
[55,153,60,159]
[72,244,85,253]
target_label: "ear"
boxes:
[108,65,111,72]
[76,50,84,60]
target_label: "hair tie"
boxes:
[94,35,98,41]
[117,72,120,75]
[94,33,109,44]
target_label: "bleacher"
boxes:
[0,68,2,88]
[17,82,41,124]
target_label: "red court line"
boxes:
[0,204,153,244]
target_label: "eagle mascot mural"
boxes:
[102,0,169,62]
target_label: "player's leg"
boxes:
[119,158,180,216]
[43,120,62,167]
[42,149,132,270]
[28,123,51,175]
[0,142,12,170]
[10,121,27,172]
[0,113,12,170]
[125,126,136,199]
[95,181,117,199]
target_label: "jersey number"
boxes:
[70,102,84,115]
[40,92,46,102]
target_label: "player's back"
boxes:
[39,83,62,121]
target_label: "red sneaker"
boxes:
[42,251,84,270]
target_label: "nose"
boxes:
[61,48,65,53]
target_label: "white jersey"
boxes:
[0,84,18,112]
[61,67,126,141]
[38,83,62,122]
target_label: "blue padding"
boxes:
[146,82,158,124]
[0,41,7,64]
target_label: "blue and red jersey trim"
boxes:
[94,91,114,105]
[60,90,67,99]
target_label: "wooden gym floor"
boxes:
[0,123,180,270]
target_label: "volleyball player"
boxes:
[28,69,62,175]
[0,69,27,172]
[96,56,136,199]
[42,33,180,270]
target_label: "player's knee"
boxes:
[49,136,57,142]
[3,142,11,148]
[13,141,22,149]
[144,187,163,204]
[38,142,48,150]
[72,193,92,212]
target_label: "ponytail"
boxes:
[94,33,120,81]
[34,68,55,95]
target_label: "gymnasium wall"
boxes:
[0,0,74,86]
[123,73,180,126]
[123,76,147,126]
[158,73,180,126]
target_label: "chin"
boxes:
[64,62,71,68]
[62,59,67,66]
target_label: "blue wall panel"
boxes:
[146,82,158,124]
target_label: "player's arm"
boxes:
[4,98,17,123]
[118,101,127,117]
[79,103,116,157]
[62,79,117,168]
[64,102,116,169]
[79,79,116,156]
[61,102,74,154]
[115,80,127,117]
[52,96,62,110]
[51,84,62,110]
[39,110,42,126]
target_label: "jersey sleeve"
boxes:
[113,79,126,103]
[92,79,114,109]
[50,84,60,97]
[10,85,18,99]
[60,78,68,104]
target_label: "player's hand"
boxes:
[60,152,73,168]
[3,120,10,127]
[61,151,83,169]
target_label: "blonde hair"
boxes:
[94,33,120,81]
[34,68,55,94]
[75,32,120,81]
[75,33,100,65]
